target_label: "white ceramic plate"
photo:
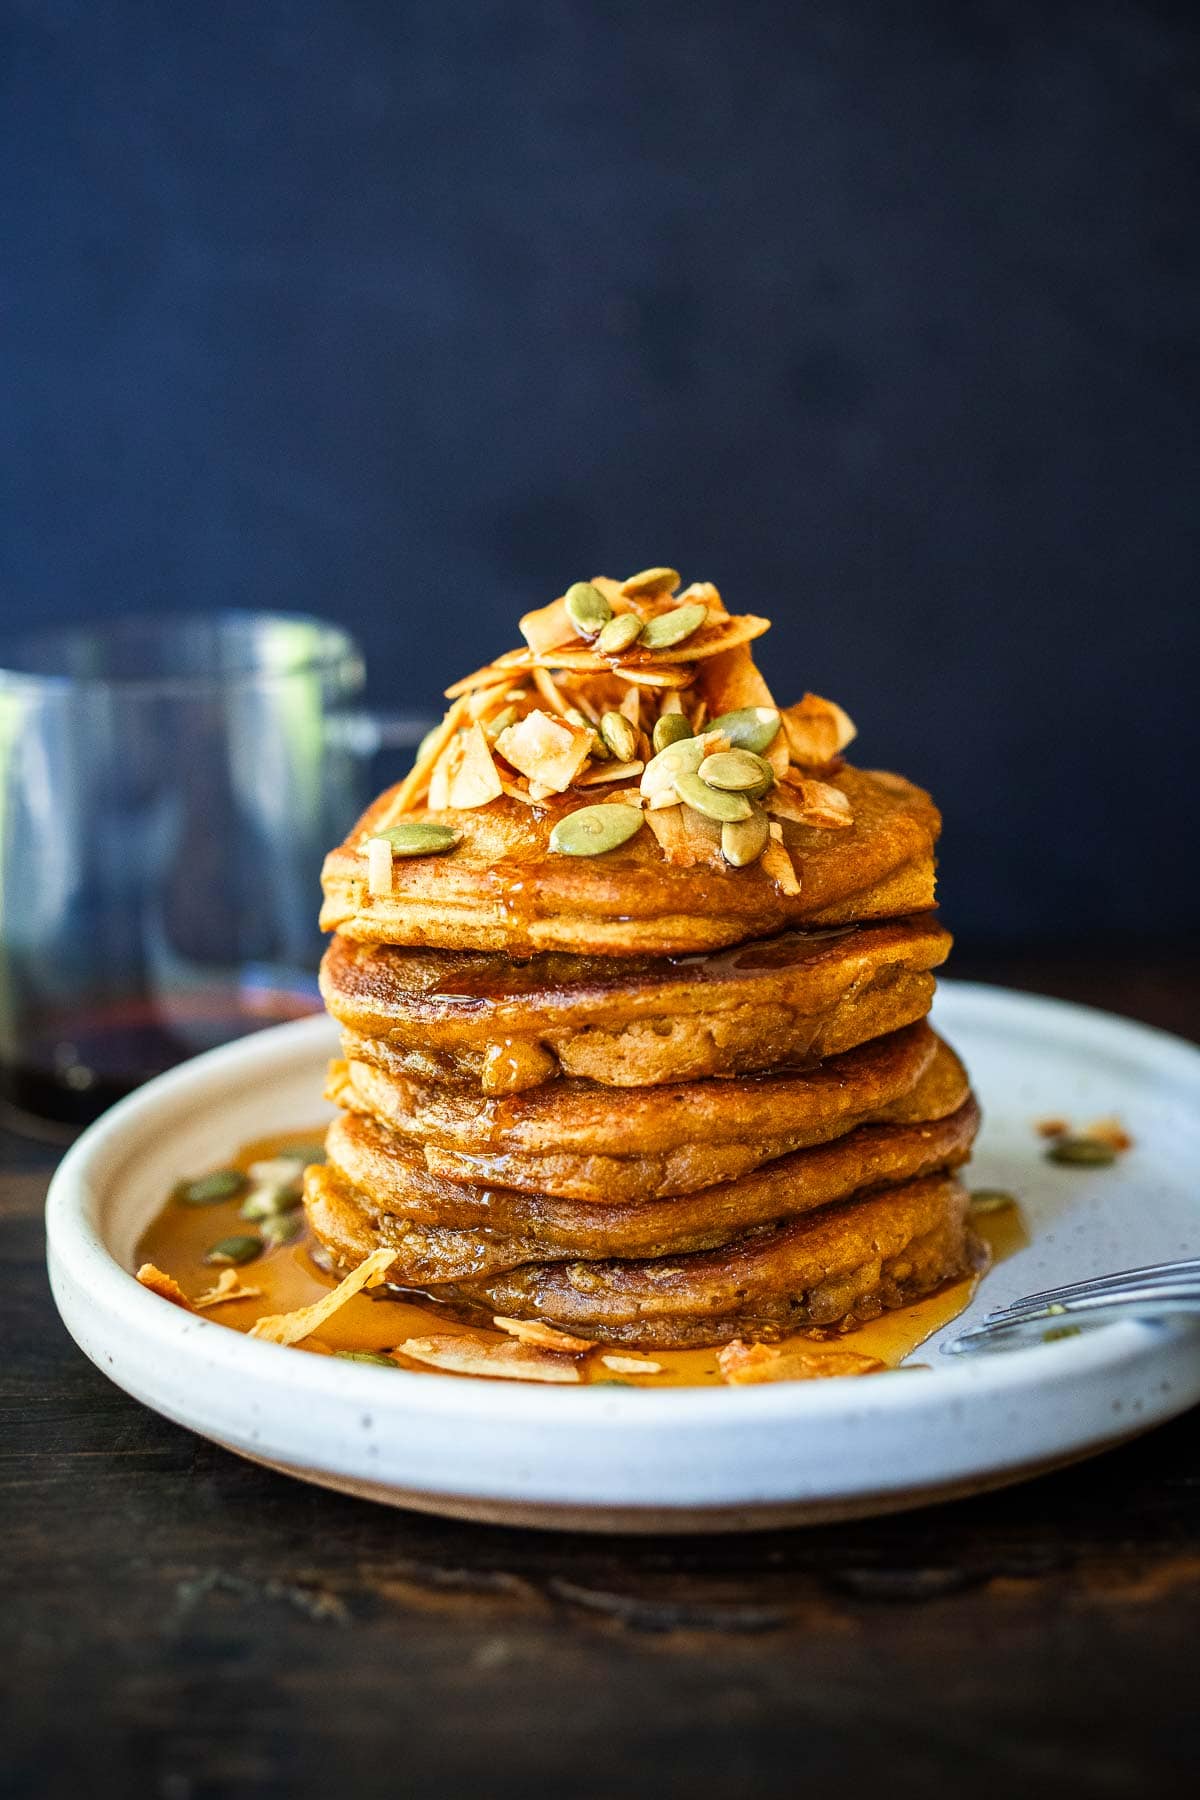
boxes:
[46,983,1200,1533]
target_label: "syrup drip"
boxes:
[136,1128,1027,1387]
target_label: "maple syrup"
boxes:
[136,1129,1027,1387]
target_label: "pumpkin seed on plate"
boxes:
[699,748,774,793]
[203,1234,263,1267]
[969,1189,1019,1214]
[1046,1136,1117,1167]
[373,823,459,857]
[639,603,707,651]
[599,710,638,762]
[334,1350,397,1367]
[675,770,753,822]
[240,1186,303,1222]
[549,804,645,856]
[721,808,771,866]
[597,613,643,655]
[564,581,613,637]
[622,566,680,599]
[707,707,781,754]
[175,1169,247,1206]
[261,1212,304,1249]
[652,713,693,754]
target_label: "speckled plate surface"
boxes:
[45,983,1200,1532]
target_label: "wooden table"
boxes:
[4,956,1197,1800]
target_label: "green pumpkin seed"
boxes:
[642,735,708,787]
[334,1350,397,1367]
[969,1189,1019,1214]
[599,710,638,762]
[203,1235,263,1268]
[708,706,782,754]
[241,1186,303,1223]
[622,566,680,599]
[373,823,459,857]
[721,809,770,866]
[652,713,693,754]
[1046,1136,1117,1167]
[699,749,775,793]
[675,770,753,823]
[564,581,613,637]
[261,1212,305,1249]
[550,804,645,856]
[639,603,707,651]
[175,1169,247,1206]
[597,613,643,655]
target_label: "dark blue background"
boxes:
[3,1,1197,946]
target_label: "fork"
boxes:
[946,1257,1200,1355]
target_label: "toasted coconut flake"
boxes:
[136,1263,193,1311]
[618,686,642,728]
[532,665,572,717]
[660,689,686,716]
[609,787,644,807]
[675,580,727,617]
[378,695,471,820]
[768,820,783,841]
[767,779,853,830]
[366,836,394,895]
[718,1339,885,1384]
[499,778,543,806]
[495,709,593,793]
[519,595,577,656]
[698,641,776,717]
[493,1315,596,1353]
[574,759,644,786]
[194,1268,264,1309]
[608,663,694,690]
[618,613,769,667]
[759,838,802,895]
[442,664,515,700]
[600,1354,664,1375]
[249,1247,395,1347]
[446,723,504,809]
[398,1333,582,1383]
[782,693,857,765]
[644,803,724,868]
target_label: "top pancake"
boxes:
[321,763,939,957]
[319,572,940,957]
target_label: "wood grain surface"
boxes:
[3,956,1197,1800]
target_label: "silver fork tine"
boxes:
[987,1258,1200,1314]
[947,1292,1200,1355]
[986,1282,1200,1327]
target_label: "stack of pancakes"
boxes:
[311,572,983,1351]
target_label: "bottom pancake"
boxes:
[306,1095,980,1282]
[439,1175,985,1349]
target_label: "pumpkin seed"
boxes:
[175,1169,247,1206]
[639,603,707,651]
[968,1189,1019,1214]
[276,1140,327,1165]
[675,770,753,822]
[373,823,459,857]
[642,735,708,788]
[549,804,645,856]
[707,706,782,754]
[334,1350,397,1367]
[721,808,771,866]
[1046,1136,1117,1167]
[203,1235,263,1267]
[622,566,680,599]
[240,1186,303,1222]
[652,713,693,754]
[564,581,613,637]
[599,710,638,762]
[597,613,643,654]
[699,748,775,793]
[261,1212,304,1249]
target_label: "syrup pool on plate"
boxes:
[136,1131,1027,1386]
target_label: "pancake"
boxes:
[437,1175,984,1348]
[320,915,951,1091]
[331,1022,968,1204]
[306,1096,981,1283]
[320,764,940,958]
